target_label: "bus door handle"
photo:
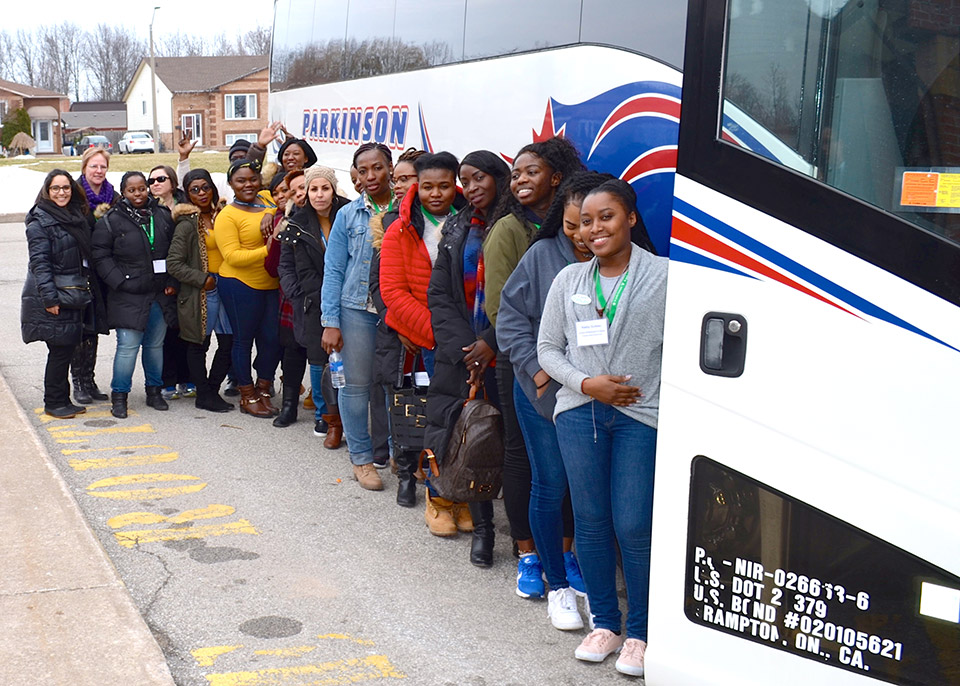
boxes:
[700,312,747,377]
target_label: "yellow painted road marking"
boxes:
[253,646,317,658]
[193,645,243,667]
[69,450,179,471]
[113,520,259,548]
[316,634,375,646]
[62,444,170,455]
[205,655,405,685]
[86,472,206,500]
[108,504,237,529]
[51,424,155,442]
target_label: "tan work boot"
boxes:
[352,463,383,491]
[452,502,475,533]
[425,492,458,537]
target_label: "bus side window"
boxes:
[722,0,960,245]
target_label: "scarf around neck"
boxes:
[36,199,93,262]
[79,174,115,211]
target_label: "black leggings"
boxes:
[185,333,234,392]
[163,327,191,387]
[45,342,77,408]
[495,354,533,542]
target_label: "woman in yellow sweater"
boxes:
[214,159,280,417]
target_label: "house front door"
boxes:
[181,114,202,145]
[32,120,53,153]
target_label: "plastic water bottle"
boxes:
[329,351,346,389]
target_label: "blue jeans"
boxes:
[112,301,167,392]
[338,306,378,465]
[515,380,572,590]
[555,401,657,640]
[309,363,327,420]
[218,276,281,386]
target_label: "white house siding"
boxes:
[125,67,173,134]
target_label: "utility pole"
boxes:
[149,6,160,152]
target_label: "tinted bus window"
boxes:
[723,0,960,243]
[580,0,687,69]
[344,0,399,80]
[271,0,348,90]
[462,0,581,60]
[393,0,465,68]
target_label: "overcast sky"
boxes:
[5,0,273,43]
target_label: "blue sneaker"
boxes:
[178,383,197,398]
[161,386,179,401]
[564,551,587,596]
[516,553,545,598]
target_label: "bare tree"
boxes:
[12,29,39,86]
[157,32,209,57]
[0,32,13,80]
[37,24,86,98]
[242,27,271,56]
[84,24,145,101]
[212,32,236,57]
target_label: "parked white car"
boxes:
[118,132,155,154]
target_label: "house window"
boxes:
[142,100,147,115]
[225,133,258,146]
[0,101,7,119]
[224,94,257,120]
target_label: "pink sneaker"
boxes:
[615,638,646,677]
[574,628,623,662]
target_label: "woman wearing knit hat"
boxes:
[281,166,346,444]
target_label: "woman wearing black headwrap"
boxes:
[425,150,511,567]
[21,170,106,417]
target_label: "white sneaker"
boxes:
[547,587,584,630]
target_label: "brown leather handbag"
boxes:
[418,381,504,502]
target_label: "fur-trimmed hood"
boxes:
[171,199,227,222]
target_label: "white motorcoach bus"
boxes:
[270,1,960,682]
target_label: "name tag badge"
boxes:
[152,259,167,274]
[82,258,89,268]
[576,318,609,347]
[571,293,592,306]
[413,371,430,387]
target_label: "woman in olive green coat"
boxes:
[167,169,233,412]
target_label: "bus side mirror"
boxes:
[700,312,747,377]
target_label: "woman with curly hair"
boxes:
[166,169,234,412]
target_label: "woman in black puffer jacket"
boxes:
[92,171,177,419]
[21,170,105,418]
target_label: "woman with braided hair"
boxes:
[482,136,586,598]
[321,142,394,491]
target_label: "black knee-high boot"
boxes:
[469,500,495,567]
[395,451,417,507]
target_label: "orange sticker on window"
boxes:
[900,171,960,209]
[901,172,939,207]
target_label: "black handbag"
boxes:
[389,351,429,453]
[53,274,92,309]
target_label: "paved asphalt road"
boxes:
[1,220,635,686]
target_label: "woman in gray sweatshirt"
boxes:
[537,179,668,677]
[498,172,613,632]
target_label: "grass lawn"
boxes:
[0,151,231,174]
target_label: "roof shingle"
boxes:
[153,56,269,93]
[0,78,66,98]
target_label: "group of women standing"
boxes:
[20,129,667,678]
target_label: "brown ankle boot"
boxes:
[322,412,343,449]
[239,384,274,418]
[452,502,475,533]
[255,378,279,416]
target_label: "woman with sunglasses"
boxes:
[148,164,194,401]
[167,169,234,412]
[91,171,177,418]
[22,170,105,418]
[214,159,281,417]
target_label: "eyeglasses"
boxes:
[49,185,71,194]
[188,184,212,194]
[394,174,416,184]
[148,176,169,185]
[87,165,108,171]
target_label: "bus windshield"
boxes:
[723,0,960,243]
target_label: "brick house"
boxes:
[0,79,69,155]
[122,56,268,151]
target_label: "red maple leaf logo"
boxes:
[502,99,566,164]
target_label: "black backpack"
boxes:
[418,382,504,501]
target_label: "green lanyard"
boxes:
[142,215,155,249]
[421,205,457,227]
[370,194,395,214]
[594,265,628,326]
